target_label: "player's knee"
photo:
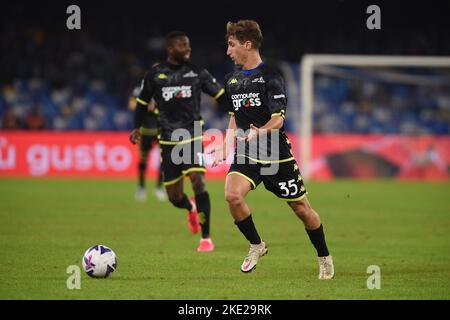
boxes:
[225,189,244,206]
[189,173,205,194]
[191,178,205,194]
[167,190,182,204]
[293,200,312,218]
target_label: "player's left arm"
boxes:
[199,69,227,111]
[245,116,284,142]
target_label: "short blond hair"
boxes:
[226,20,263,50]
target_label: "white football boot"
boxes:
[135,187,147,202]
[318,255,335,280]
[240,241,268,273]
[154,187,167,201]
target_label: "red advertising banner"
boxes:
[1,132,449,180]
[0,132,137,177]
[308,134,450,180]
[0,131,230,179]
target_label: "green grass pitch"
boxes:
[0,178,449,299]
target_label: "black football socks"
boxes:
[172,193,193,211]
[156,168,164,189]
[306,224,330,257]
[195,191,211,238]
[138,160,146,188]
[235,214,262,245]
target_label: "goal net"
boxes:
[299,55,450,180]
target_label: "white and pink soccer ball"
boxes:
[82,245,117,278]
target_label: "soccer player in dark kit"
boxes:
[130,31,226,252]
[211,20,335,278]
[128,88,165,202]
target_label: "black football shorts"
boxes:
[227,154,307,201]
[160,138,206,186]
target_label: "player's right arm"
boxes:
[130,71,155,145]
[211,115,236,167]
[210,75,236,166]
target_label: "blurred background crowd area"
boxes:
[311,68,450,134]
[1,0,449,133]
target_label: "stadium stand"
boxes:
[1,17,449,134]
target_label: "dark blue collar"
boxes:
[241,62,264,75]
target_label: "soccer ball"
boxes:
[82,245,117,278]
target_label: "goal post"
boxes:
[299,54,450,180]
